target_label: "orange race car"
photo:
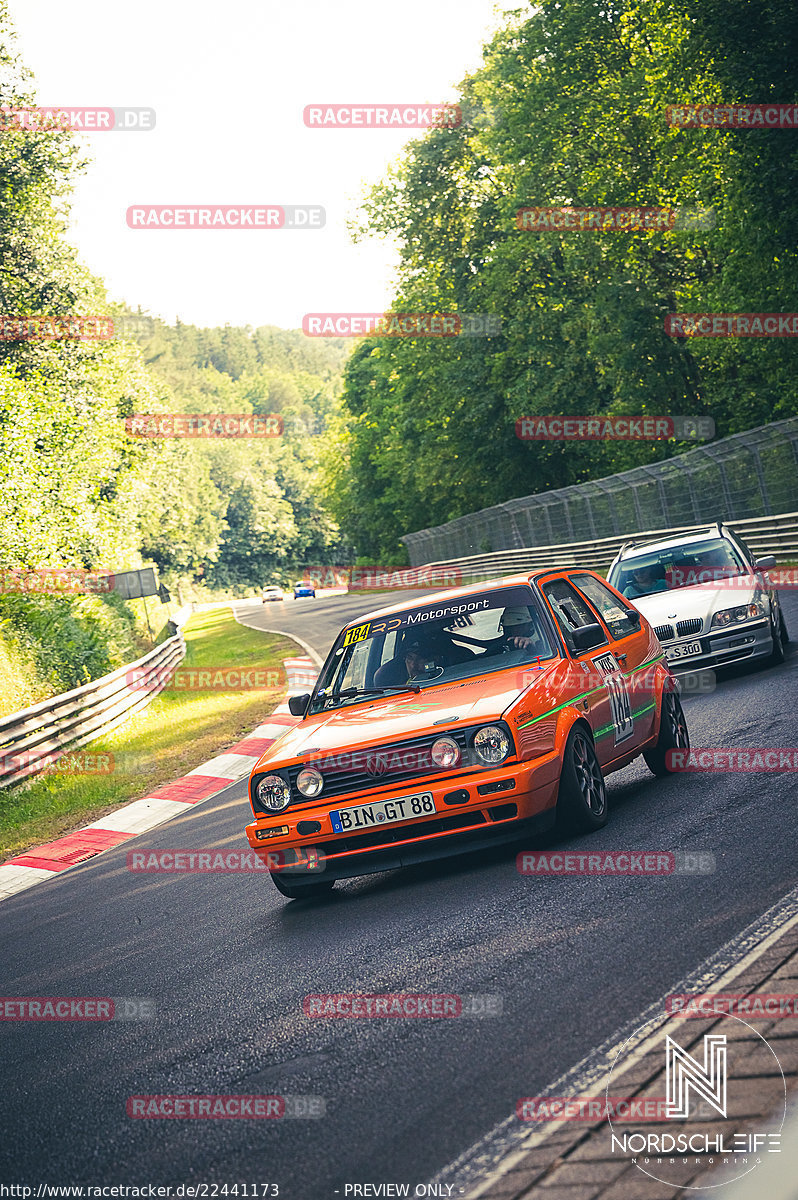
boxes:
[244,570,689,899]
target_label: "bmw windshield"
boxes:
[308,585,558,714]
[611,538,748,600]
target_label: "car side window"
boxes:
[571,575,640,641]
[541,578,607,652]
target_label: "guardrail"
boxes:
[0,630,186,789]
[416,512,798,580]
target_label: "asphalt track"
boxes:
[1,589,797,1197]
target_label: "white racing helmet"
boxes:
[501,607,534,629]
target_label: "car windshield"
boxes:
[610,538,747,599]
[308,585,558,713]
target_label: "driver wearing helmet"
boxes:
[372,628,449,687]
[498,607,547,653]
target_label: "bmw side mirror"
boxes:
[755,555,776,570]
[288,693,311,717]
[572,623,606,652]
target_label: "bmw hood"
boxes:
[630,579,758,630]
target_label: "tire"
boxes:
[768,606,786,665]
[556,724,608,834]
[644,690,690,776]
[270,872,335,900]
[780,608,790,645]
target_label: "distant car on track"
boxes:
[607,522,788,671]
[244,569,689,899]
[293,580,316,599]
[262,586,283,603]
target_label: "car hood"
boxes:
[257,660,562,765]
[631,580,757,626]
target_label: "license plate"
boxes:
[666,640,702,661]
[329,792,436,834]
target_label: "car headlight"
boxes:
[296,767,324,797]
[431,736,461,768]
[473,725,511,765]
[256,774,292,811]
[711,602,765,629]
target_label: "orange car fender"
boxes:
[552,706,595,759]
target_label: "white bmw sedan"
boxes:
[607,524,788,671]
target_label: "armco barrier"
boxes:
[406,512,798,581]
[0,630,186,788]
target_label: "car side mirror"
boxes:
[755,555,776,570]
[288,693,310,717]
[624,608,641,628]
[571,623,606,652]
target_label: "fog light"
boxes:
[255,825,289,839]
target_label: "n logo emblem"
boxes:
[666,1034,727,1119]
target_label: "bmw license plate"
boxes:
[329,792,435,834]
[666,640,702,662]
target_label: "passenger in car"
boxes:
[622,564,669,599]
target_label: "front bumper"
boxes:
[245,756,561,883]
[662,618,772,672]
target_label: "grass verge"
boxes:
[0,607,297,862]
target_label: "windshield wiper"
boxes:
[333,686,420,696]
[319,683,421,703]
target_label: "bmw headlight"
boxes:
[473,725,511,765]
[431,736,461,768]
[296,767,324,797]
[256,774,292,811]
[711,602,765,629]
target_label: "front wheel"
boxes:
[644,690,689,776]
[556,724,608,834]
[270,872,335,900]
[768,606,787,664]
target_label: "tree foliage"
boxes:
[330,0,798,559]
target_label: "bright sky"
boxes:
[8,0,520,329]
